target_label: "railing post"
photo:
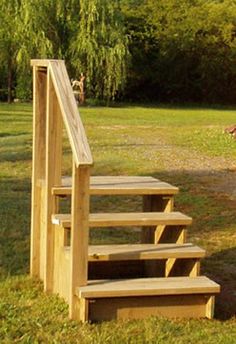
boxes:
[44,70,63,292]
[69,162,90,320]
[30,66,47,277]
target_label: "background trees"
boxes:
[0,0,235,104]
[121,0,236,104]
[71,0,129,102]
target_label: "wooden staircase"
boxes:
[30,60,220,323]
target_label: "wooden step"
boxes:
[76,276,220,321]
[52,175,179,196]
[88,243,205,261]
[77,276,220,299]
[52,211,192,228]
[88,244,204,279]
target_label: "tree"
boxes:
[0,0,21,103]
[121,0,236,104]
[71,0,129,102]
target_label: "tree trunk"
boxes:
[7,58,13,104]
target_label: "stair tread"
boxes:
[77,276,220,298]
[52,175,179,195]
[52,211,192,228]
[88,243,205,261]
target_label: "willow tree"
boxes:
[71,0,129,102]
[15,0,81,99]
[0,0,21,102]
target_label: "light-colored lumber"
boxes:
[69,164,90,320]
[30,67,47,278]
[77,276,220,299]
[52,176,179,196]
[49,61,93,166]
[52,211,192,228]
[44,71,63,292]
[88,244,205,261]
[53,222,70,301]
[206,295,215,319]
[31,59,64,67]
[85,294,214,321]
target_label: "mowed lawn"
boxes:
[0,102,236,343]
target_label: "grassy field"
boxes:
[0,102,236,343]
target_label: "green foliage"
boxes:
[71,0,129,101]
[121,0,236,104]
[1,0,236,103]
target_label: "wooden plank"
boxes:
[44,71,63,292]
[78,276,220,299]
[52,211,192,228]
[206,295,215,319]
[49,61,93,166]
[88,244,205,261]
[30,67,47,278]
[31,59,64,67]
[69,164,90,320]
[52,176,179,196]
[88,294,212,321]
[39,185,46,280]
[53,222,70,301]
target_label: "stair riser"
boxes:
[88,259,201,279]
[82,294,215,322]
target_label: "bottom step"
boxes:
[77,277,220,322]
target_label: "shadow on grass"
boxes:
[0,149,32,162]
[203,248,236,320]
[0,178,31,277]
[85,101,236,112]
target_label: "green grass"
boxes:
[0,102,236,343]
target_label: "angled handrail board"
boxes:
[49,62,93,166]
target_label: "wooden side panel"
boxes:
[69,164,90,320]
[44,71,63,291]
[39,184,46,280]
[53,226,70,301]
[88,294,211,322]
[30,67,47,278]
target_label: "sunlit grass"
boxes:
[0,102,236,342]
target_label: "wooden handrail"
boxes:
[31,59,93,167]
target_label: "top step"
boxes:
[52,176,179,196]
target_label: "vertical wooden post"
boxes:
[30,67,47,277]
[44,71,63,292]
[206,296,215,319]
[69,163,90,320]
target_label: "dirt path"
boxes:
[142,135,236,199]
